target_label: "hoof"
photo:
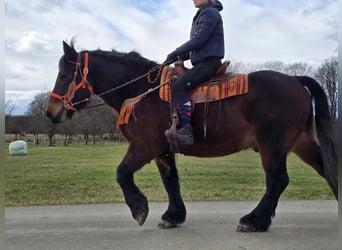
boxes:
[236,222,269,232]
[238,213,271,232]
[158,220,178,229]
[236,223,257,233]
[135,208,149,226]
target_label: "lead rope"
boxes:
[97,63,165,98]
[84,62,168,110]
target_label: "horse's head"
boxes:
[46,41,94,123]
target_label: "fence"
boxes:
[5,133,126,146]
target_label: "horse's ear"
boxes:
[62,41,77,61]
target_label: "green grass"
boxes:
[4,143,334,206]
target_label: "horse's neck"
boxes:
[90,53,159,112]
[94,70,153,112]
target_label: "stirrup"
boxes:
[176,124,194,145]
[165,114,178,142]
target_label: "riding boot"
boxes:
[176,101,194,145]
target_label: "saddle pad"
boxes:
[159,73,249,103]
[117,71,249,128]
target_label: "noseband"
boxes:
[50,52,94,111]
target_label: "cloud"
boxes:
[7,31,55,52]
[4,0,338,114]
[226,0,337,64]
[5,90,42,115]
[126,0,165,14]
[31,0,67,13]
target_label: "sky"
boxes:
[5,0,338,115]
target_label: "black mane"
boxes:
[66,39,158,73]
[91,49,157,70]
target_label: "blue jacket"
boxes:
[170,1,225,65]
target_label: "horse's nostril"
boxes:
[46,110,59,123]
[46,111,53,120]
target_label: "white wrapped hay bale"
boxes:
[9,140,28,155]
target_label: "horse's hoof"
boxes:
[158,220,178,229]
[135,210,149,226]
[238,213,271,232]
[236,223,257,232]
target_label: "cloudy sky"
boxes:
[5,0,338,115]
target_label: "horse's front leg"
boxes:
[155,153,186,229]
[116,152,150,226]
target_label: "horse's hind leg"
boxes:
[292,133,325,178]
[292,134,339,198]
[237,148,289,232]
[155,153,186,229]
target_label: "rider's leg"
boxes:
[170,58,222,145]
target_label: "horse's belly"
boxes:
[180,128,257,157]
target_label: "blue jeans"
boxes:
[172,58,222,104]
[172,58,222,126]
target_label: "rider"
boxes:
[164,0,225,145]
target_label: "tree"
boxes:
[262,61,286,72]
[260,61,313,76]
[26,92,56,146]
[5,115,30,140]
[26,92,50,117]
[103,109,119,142]
[5,100,16,123]
[229,61,313,76]
[314,57,338,121]
[56,118,78,146]
[67,95,120,144]
[75,105,113,144]
[229,61,263,73]
[284,62,313,76]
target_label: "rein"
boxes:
[51,51,166,111]
[97,62,164,98]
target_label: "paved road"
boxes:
[6,201,338,250]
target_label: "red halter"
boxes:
[50,52,93,111]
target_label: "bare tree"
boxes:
[26,92,50,117]
[103,109,119,142]
[26,92,56,145]
[5,115,30,140]
[230,61,313,76]
[261,61,286,72]
[56,118,78,146]
[259,61,313,76]
[229,61,264,73]
[5,100,16,114]
[284,62,313,76]
[314,57,338,121]
[5,100,16,122]
[74,105,112,144]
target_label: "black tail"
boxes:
[296,76,337,200]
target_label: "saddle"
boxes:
[160,61,248,104]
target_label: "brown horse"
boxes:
[46,41,337,232]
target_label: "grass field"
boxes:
[4,143,334,206]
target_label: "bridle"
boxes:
[50,52,94,111]
[50,51,167,111]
